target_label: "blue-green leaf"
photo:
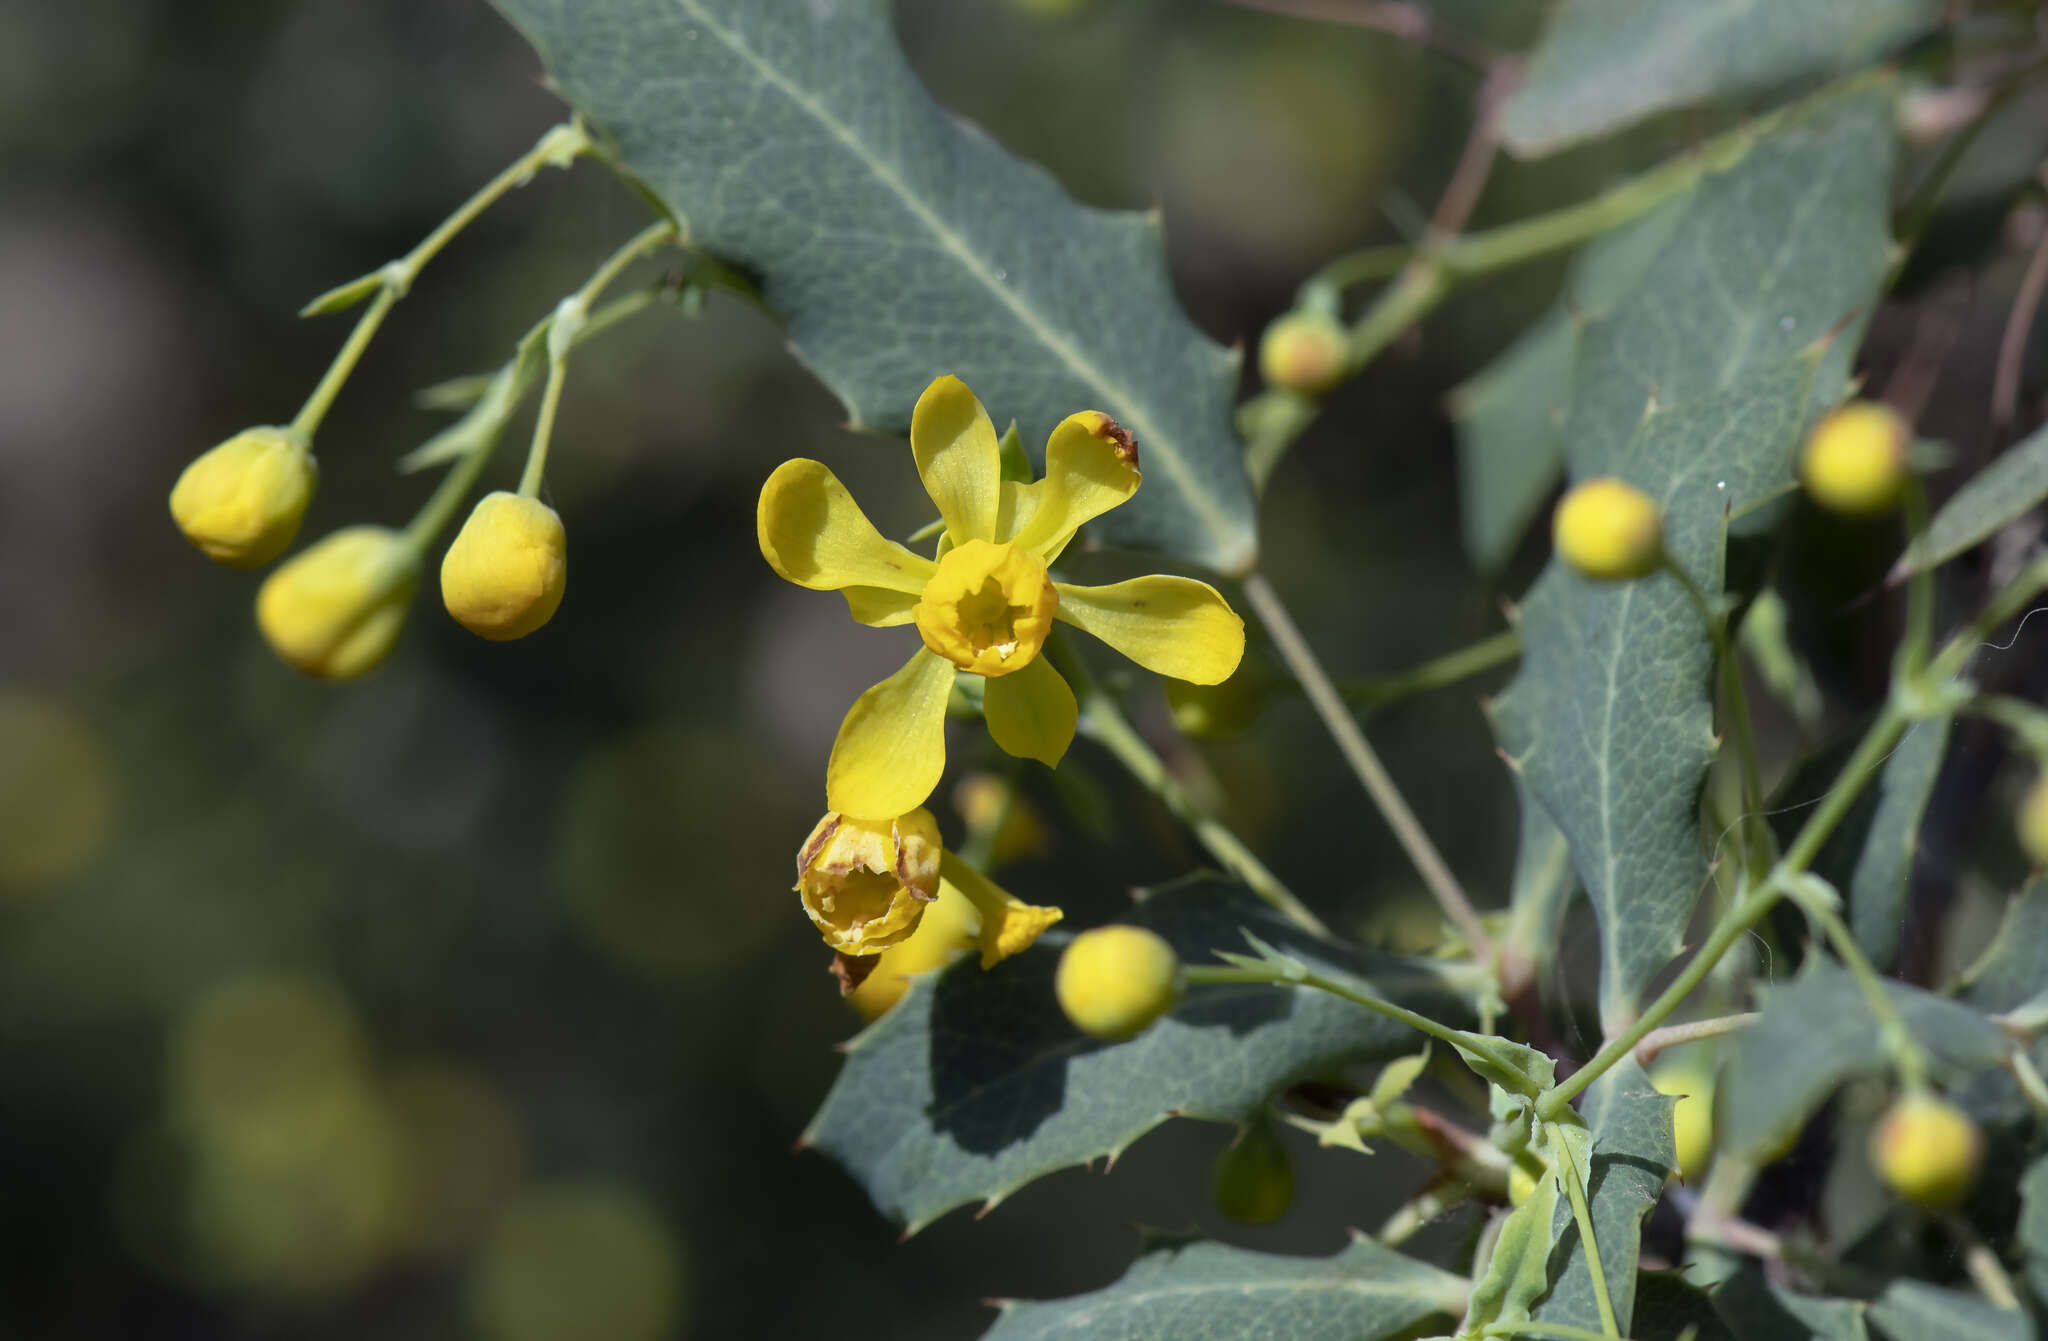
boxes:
[2021,1156,2048,1306]
[802,879,1470,1232]
[1498,773,1577,995]
[1489,87,1898,1035]
[1958,877,2048,1019]
[1535,1060,1676,1335]
[484,0,1257,570]
[1720,959,2009,1161]
[1713,1267,1869,1341]
[1770,716,1952,971]
[1868,1279,2034,1341]
[1897,423,2048,579]
[980,1235,1468,1341]
[1452,201,1688,574]
[1503,0,1939,155]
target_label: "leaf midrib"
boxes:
[668,0,1245,558]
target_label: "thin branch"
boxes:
[1428,58,1519,241]
[1632,1013,1760,1067]
[1993,221,2048,438]
[1220,0,1496,72]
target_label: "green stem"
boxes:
[1898,479,1935,680]
[1480,1324,1620,1341]
[2008,1046,2048,1118]
[292,123,590,439]
[1789,887,1929,1087]
[1243,573,1493,960]
[400,407,503,559]
[1549,1125,1621,1338]
[1184,962,1480,1055]
[1339,628,1520,712]
[1062,641,1329,937]
[518,352,570,498]
[1946,1214,2024,1312]
[291,284,399,436]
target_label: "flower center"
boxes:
[915,539,1058,677]
[815,866,899,931]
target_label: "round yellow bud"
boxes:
[1258,311,1349,395]
[1870,1092,1981,1210]
[795,809,942,957]
[1210,1120,1294,1224]
[1553,477,1664,581]
[2017,775,2048,868]
[847,879,979,1021]
[255,526,419,680]
[441,492,568,641]
[1801,402,1908,517]
[1165,673,1263,739]
[1650,1058,1716,1182]
[169,427,317,567]
[1054,924,1181,1040]
[1507,1150,1546,1207]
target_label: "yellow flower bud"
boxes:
[255,526,418,680]
[1211,1119,1294,1224]
[1054,924,1181,1040]
[169,427,317,567]
[440,492,568,641]
[2017,774,2048,868]
[1801,401,1908,518]
[1553,477,1664,581]
[1507,1150,1546,1207]
[1650,1058,1716,1182]
[1258,311,1348,395]
[1165,673,1263,739]
[846,879,979,1021]
[795,809,942,957]
[1870,1091,1981,1210]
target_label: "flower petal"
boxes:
[910,376,1001,545]
[981,656,1076,766]
[1009,412,1141,560]
[842,587,921,627]
[1055,576,1245,684]
[759,458,935,595]
[826,649,957,820]
[941,851,1063,969]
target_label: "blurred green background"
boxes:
[5,0,2042,1337]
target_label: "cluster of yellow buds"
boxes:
[167,123,641,681]
[764,376,1237,1021]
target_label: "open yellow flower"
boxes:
[759,376,1246,821]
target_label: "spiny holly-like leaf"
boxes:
[1896,422,2048,579]
[1502,0,1939,155]
[485,0,1257,571]
[1719,959,2009,1161]
[978,1235,1468,1341]
[802,880,1471,1233]
[1868,1279,2035,1341]
[1957,877,2048,1018]
[1535,1060,1676,1335]
[1452,202,1688,573]
[1489,86,1898,1036]
[1769,716,1952,971]
[1713,1267,1869,1341]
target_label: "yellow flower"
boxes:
[795,809,1061,969]
[758,376,1247,821]
[170,427,318,567]
[846,879,980,1021]
[2019,774,2048,867]
[441,492,568,641]
[795,809,943,956]
[1552,476,1664,581]
[1258,311,1348,395]
[1801,401,1908,517]
[1650,1057,1715,1182]
[1055,923,1181,1039]
[255,526,419,680]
